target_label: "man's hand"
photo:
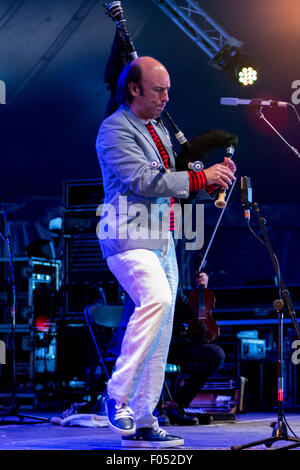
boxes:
[203,158,236,189]
[225,157,236,174]
[196,272,209,288]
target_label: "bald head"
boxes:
[133,56,168,76]
[117,56,171,120]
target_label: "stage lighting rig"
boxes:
[152,0,258,86]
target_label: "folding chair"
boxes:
[84,303,124,388]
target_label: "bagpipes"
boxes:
[103,1,238,209]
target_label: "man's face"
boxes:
[129,65,170,120]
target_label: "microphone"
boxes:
[241,176,253,220]
[220,97,290,108]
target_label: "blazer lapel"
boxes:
[121,107,161,158]
[121,107,175,168]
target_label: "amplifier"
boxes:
[63,179,104,210]
[63,179,117,316]
[0,258,61,386]
[0,324,34,384]
[240,338,266,361]
[0,257,61,324]
[64,232,115,315]
[212,284,300,321]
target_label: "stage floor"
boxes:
[0,411,300,451]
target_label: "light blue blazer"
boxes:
[95,105,192,258]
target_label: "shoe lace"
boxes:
[153,426,168,438]
[115,402,134,420]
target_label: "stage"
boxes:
[1,411,300,451]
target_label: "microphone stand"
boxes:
[257,107,300,159]
[231,200,300,450]
[254,106,300,339]
[0,202,49,424]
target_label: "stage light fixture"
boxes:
[234,51,258,86]
[237,66,258,86]
[210,44,258,86]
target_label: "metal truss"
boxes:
[152,0,243,66]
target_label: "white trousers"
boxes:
[106,237,178,429]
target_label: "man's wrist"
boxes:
[187,170,207,192]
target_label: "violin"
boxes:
[188,284,220,343]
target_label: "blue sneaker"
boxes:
[122,426,184,448]
[106,398,136,436]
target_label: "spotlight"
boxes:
[210,45,258,86]
[234,51,258,86]
[237,66,258,86]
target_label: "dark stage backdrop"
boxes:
[0,0,299,288]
